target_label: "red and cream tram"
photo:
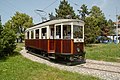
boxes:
[25,19,85,63]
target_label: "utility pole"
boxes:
[0,15,1,22]
[116,8,118,44]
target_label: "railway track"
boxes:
[86,60,120,68]
[76,60,120,74]
[27,50,85,65]
[76,65,120,74]
[21,48,120,80]
[29,50,120,74]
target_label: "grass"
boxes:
[0,43,100,80]
[86,43,120,62]
[15,43,25,51]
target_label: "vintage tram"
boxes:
[25,19,85,63]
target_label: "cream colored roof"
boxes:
[26,19,84,31]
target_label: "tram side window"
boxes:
[50,28,54,39]
[31,31,34,39]
[73,25,83,38]
[41,28,47,39]
[56,25,61,39]
[27,32,29,39]
[35,29,39,39]
[63,25,71,39]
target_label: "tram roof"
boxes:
[26,19,84,31]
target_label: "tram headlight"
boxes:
[77,48,80,53]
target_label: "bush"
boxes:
[0,27,16,57]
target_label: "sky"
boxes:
[0,0,120,25]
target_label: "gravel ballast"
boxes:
[20,48,120,80]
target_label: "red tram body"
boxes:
[25,19,85,63]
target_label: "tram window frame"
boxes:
[63,25,71,39]
[56,25,61,39]
[50,28,54,39]
[35,29,39,39]
[73,25,83,39]
[27,31,29,39]
[31,31,34,39]
[118,24,120,28]
[41,28,47,39]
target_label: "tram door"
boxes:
[49,27,55,53]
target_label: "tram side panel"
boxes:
[62,40,71,53]
[54,39,84,55]
[25,39,48,52]
[39,39,48,52]
[55,39,62,53]
[25,39,85,56]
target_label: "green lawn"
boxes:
[86,43,120,62]
[0,43,99,80]
[15,43,25,51]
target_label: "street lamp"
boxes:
[34,9,47,22]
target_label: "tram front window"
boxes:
[73,25,83,38]
[63,25,71,39]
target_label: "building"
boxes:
[113,21,120,43]
[114,21,120,35]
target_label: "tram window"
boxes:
[50,28,54,39]
[31,31,34,39]
[63,25,71,39]
[41,28,47,39]
[73,25,83,38]
[118,24,120,28]
[56,25,61,39]
[35,29,39,39]
[27,32,29,39]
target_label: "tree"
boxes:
[78,4,89,21]
[90,6,106,28]
[84,6,106,44]
[4,12,33,43]
[55,0,77,19]
[49,12,56,20]
[107,19,115,35]
[85,17,101,43]
[118,15,120,21]
[0,21,3,35]
[0,22,16,57]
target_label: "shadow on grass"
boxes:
[0,51,20,62]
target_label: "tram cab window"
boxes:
[50,28,54,39]
[41,28,47,39]
[73,25,83,38]
[31,31,34,39]
[27,32,29,39]
[35,29,39,39]
[56,25,61,39]
[63,25,71,39]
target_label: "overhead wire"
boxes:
[68,0,80,7]
[3,0,23,12]
[43,0,58,10]
[34,0,58,22]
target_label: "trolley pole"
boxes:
[34,9,47,22]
